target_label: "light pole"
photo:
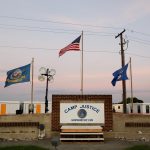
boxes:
[38,67,56,113]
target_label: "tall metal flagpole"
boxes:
[130,57,133,113]
[30,58,34,113]
[81,31,83,95]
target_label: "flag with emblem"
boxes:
[5,64,31,87]
[111,63,129,86]
[59,35,81,57]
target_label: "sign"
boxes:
[60,103,104,124]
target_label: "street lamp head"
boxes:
[48,76,54,83]
[38,75,45,81]
[49,69,56,76]
[38,67,56,113]
[39,67,47,74]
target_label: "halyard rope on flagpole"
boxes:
[81,31,83,95]
[129,57,133,113]
[30,57,34,113]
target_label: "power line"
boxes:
[125,52,150,59]
[0,27,114,37]
[0,44,150,59]
[1,16,150,38]
[128,36,150,43]
[85,50,119,54]
[0,23,115,36]
[127,29,150,37]
[0,45,118,53]
[0,45,120,54]
[0,26,79,34]
[129,39,150,46]
[0,23,80,32]
[0,23,149,43]
[0,45,57,51]
[0,15,123,30]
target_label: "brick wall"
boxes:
[1,109,150,141]
[105,113,150,140]
[52,95,113,131]
[113,113,150,132]
[0,113,51,140]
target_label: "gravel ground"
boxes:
[0,138,149,150]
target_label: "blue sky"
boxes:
[0,0,150,103]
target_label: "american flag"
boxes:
[59,35,81,57]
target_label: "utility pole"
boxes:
[115,29,127,113]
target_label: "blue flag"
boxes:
[111,63,128,86]
[5,64,31,87]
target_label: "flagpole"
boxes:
[31,58,34,113]
[81,31,83,95]
[130,57,133,113]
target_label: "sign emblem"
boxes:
[77,109,87,118]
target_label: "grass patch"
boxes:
[125,144,150,150]
[0,145,49,150]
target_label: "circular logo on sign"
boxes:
[77,109,87,118]
[10,69,22,80]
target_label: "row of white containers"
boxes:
[0,101,52,115]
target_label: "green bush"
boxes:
[0,145,49,150]
[125,145,150,150]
